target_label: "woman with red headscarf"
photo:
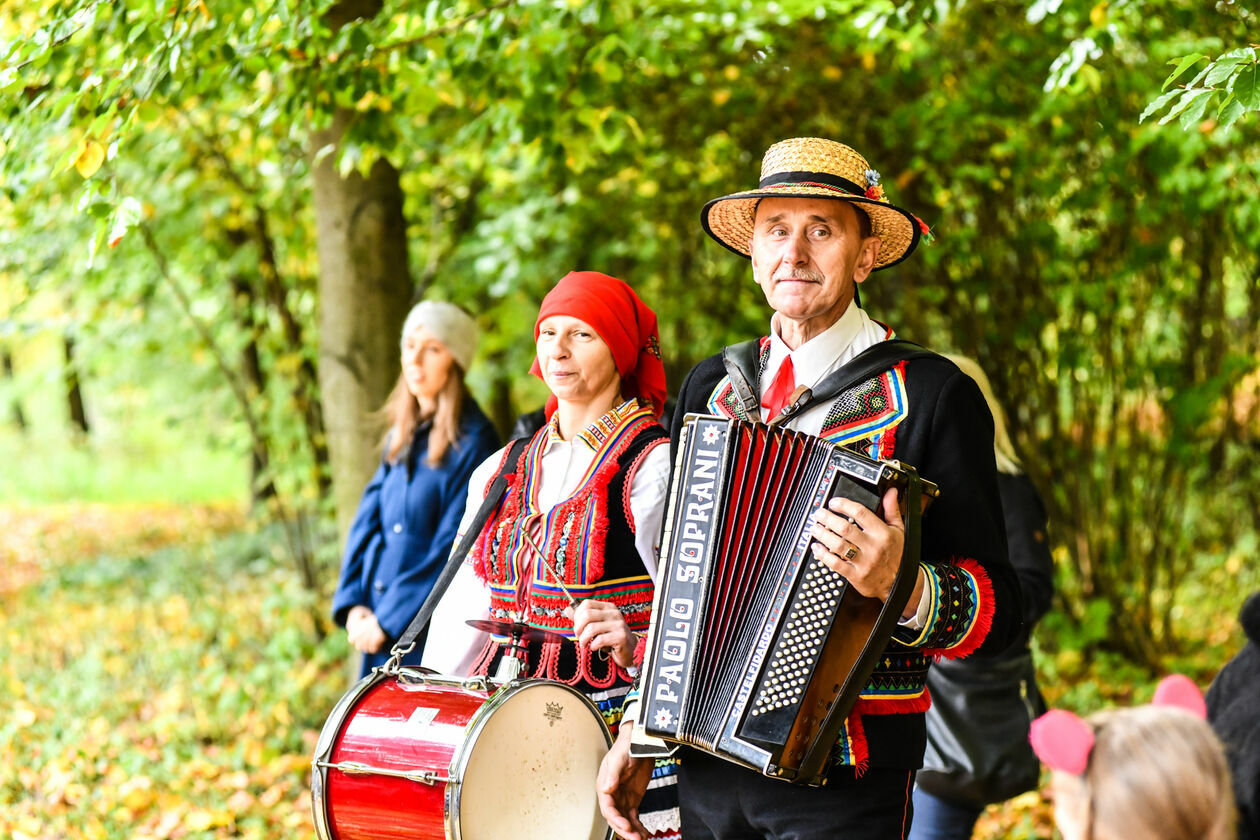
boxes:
[423,271,680,840]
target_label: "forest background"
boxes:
[2,0,1258,838]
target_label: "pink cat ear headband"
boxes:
[1028,674,1207,776]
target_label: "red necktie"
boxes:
[761,356,796,421]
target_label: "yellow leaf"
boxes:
[120,776,155,812]
[13,704,37,727]
[184,808,231,831]
[1090,1,1107,26]
[74,139,105,179]
[258,783,287,808]
[861,52,877,71]
[226,789,254,812]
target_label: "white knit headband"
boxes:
[400,301,479,371]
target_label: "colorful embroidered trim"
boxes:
[856,649,932,703]
[818,362,908,454]
[916,557,993,657]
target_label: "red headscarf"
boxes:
[529,271,667,419]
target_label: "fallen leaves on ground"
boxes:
[0,503,348,840]
[0,502,243,596]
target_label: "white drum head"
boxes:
[454,680,613,840]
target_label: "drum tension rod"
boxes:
[314,760,450,786]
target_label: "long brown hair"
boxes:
[381,363,467,467]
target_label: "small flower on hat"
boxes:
[863,168,886,202]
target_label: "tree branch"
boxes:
[374,0,518,57]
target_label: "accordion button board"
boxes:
[636,414,933,786]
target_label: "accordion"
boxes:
[635,415,939,785]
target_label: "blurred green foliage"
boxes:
[2,0,1258,666]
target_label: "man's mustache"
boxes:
[772,267,825,283]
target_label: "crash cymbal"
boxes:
[465,619,570,645]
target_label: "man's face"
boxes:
[749,197,880,330]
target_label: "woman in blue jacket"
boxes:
[331,300,501,677]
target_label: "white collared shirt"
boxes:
[421,402,670,675]
[759,300,889,430]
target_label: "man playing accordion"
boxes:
[599,137,1023,840]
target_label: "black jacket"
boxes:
[1207,591,1260,840]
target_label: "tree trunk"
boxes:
[63,334,89,435]
[311,99,411,541]
[2,348,26,431]
[229,270,278,507]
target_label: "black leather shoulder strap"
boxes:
[724,337,939,425]
[808,339,937,407]
[721,339,763,417]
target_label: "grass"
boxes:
[0,503,352,840]
[0,428,247,504]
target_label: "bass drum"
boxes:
[311,669,613,840]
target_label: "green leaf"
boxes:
[1178,89,1214,130]
[1217,94,1246,132]
[1139,89,1179,124]
[1231,61,1260,109]
[1162,53,1205,91]
[1158,89,1206,125]
[1204,56,1245,87]
[101,198,141,255]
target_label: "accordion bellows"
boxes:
[637,415,936,786]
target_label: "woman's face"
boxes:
[401,326,455,403]
[535,315,620,408]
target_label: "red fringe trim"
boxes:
[848,709,870,776]
[474,639,634,688]
[851,691,932,718]
[845,689,933,777]
[470,635,500,677]
[934,556,995,660]
[567,454,619,584]
[471,448,521,585]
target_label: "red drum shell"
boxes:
[311,670,613,840]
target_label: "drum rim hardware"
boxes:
[312,759,451,787]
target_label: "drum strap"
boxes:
[390,460,518,657]
[722,337,938,425]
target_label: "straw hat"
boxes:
[701,137,929,271]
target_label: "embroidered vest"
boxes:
[469,402,667,688]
